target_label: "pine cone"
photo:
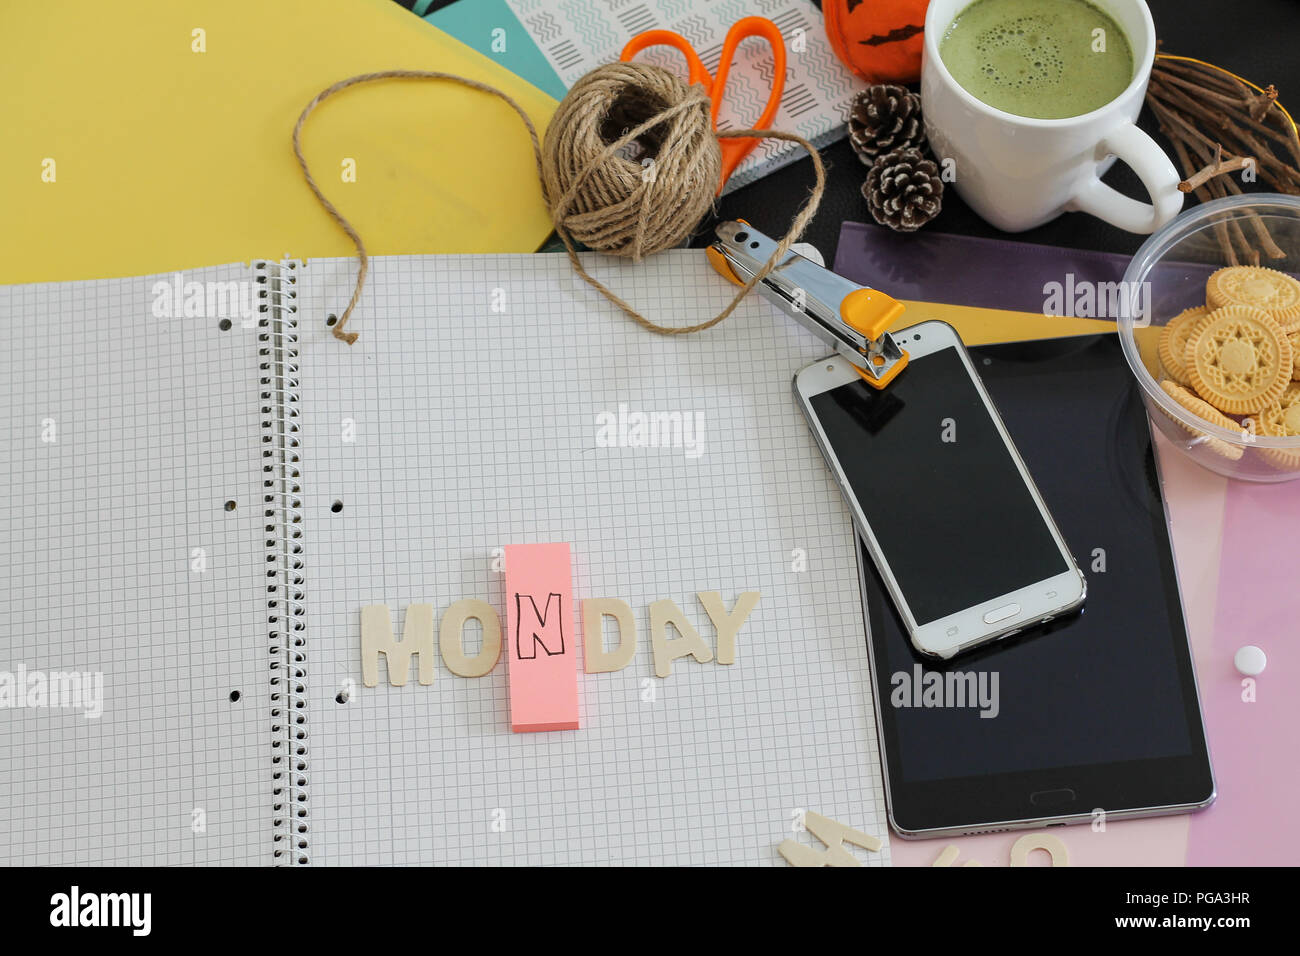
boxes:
[864,148,943,232]
[848,85,925,164]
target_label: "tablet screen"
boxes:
[861,334,1213,828]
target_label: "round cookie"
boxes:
[1206,266,1300,332]
[1157,306,1204,386]
[1255,382,1300,470]
[1292,331,1300,380]
[1185,305,1293,414]
[1159,380,1247,461]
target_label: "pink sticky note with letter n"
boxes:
[504,543,580,732]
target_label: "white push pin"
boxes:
[1234,645,1267,677]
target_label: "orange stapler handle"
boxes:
[706,220,908,389]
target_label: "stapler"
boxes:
[706,220,909,389]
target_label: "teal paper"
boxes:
[420,0,567,101]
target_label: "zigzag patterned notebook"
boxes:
[405,0,862,194]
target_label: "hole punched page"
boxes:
[293,250,891,866]
[0,263,276,864]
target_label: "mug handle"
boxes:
[1068,123,1184,234]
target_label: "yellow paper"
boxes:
[0,0,557,283]
[894,300,1117,345]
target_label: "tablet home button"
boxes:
[1029,788,1076,807]
[983,603,1020,624]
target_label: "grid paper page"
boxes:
[0,265,274,865]
[296,250,890,866]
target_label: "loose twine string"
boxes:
[291,66,825,345]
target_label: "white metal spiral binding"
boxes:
[257,260,309,865]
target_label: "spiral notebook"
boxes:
[0,252,890,866]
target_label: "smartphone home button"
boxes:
[983,603,1020,624]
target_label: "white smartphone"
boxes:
[794,320,1085,658]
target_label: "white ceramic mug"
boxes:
[921,0,1182,233]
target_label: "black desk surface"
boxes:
[706,0,1300,265]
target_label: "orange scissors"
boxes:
[619,16,786,193]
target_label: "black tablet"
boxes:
[858,333,1215,838]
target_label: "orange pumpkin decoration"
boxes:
[823,0,930,85]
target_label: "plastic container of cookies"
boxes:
[1120,194,1300,482]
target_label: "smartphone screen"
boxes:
[807,343,1070,626]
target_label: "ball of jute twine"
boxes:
[292,65,825,345]
[542,62,720,260]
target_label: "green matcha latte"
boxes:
[940,0,1134,120]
